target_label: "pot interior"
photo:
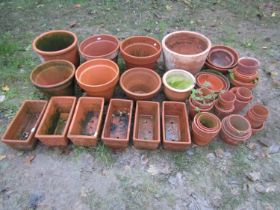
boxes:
[166,72,194,90]
[197,74,224,91]
[83,40,118,56]
[209,50,233,67]
[229,116,249,132]
[239,58,259,68]
[124,43,158,57]
[199,115,216,129]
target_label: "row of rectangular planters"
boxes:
[2,97,191,151]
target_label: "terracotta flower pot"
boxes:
[1,100,48,150]
[207,48,234,69]
[35,97,77,147]
[188,97,214,119]
[67,97,104,147]
[76,59,119,100]
[245,104,269,128]
[101,99,133,150]
[237,57,260,75]
[229,72,258,90]
[120,67,161,100]
[162,101,191,151]
[30,60,75,97]
[32,30,80,67]
[233,67,258,83]
[162,69,196,101]
[236,87,253,101]
[120,36,161,70]
[79,34,119,62]
[133,101,160,150]
[162,31,211,74]
[218,91,236,110]
[214,100,234,119]
[190,88,216,109]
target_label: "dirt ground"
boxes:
[0,0,280,209]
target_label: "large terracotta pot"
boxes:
[32,30,80,67]
[162,31,211,74]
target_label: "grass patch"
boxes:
[94,142,115,167]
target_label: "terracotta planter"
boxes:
[76,59,119,100]
[79,34,119,62]
[133,101,160,150]
[214,100,234,119]
[1,100,47,150]
[218,91,236,110]
[162,69,196,101]
[35,97,76,147]
[237,57,260,75]
[233,67,258,83]
[245,104,269,128]
[32,30,80,67]
[162,101,191,151]
[190,88,216,109]
[120,36,161,70]
[229,72,258,90]
[162,31,211,74]
[229,87,252,113]
[207,48,234,68]
[120,67,161,100]
[188,97,214,119]
[30,60,75,96]
[236,87,253,101]
[101,99,133,150]
[67,97,104,147]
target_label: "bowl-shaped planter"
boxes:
[67,97,104,147]
[214,100,234,119]
[79,34,119,62]
[162,31,211,74]
[233,67,258,83]
[30,60,75,97]
[188,97,214,119]
[35,97,76,147]
[229,88,252,113]
[218,91,236,110]
[162,101,191,151]
[120,67,161,100]
[32,30,80,67]
[236,87,253,101]
[229,72,258,90]
[101,99,133,150]
[162,69,196,101]
[1,100,48,150]
[237,57,260,75]
[245,104,269,128]
[133,101,160,150]
[120,36,161,70]
[190,88,216,109]
[76,59,119,100]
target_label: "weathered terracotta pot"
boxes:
[120,67,161,100]
[120,36,161,70]
[35,97,77,147]
[224,114,251,137]
[236,87,253,101]
[79,34,119,62]
[218,91,236,110]
[188,97,214,119]
[233,67,258,83]
[229,72,258,90]
[245,104,269,128]
[190,88,216,109]
[67,97,104,147]
[214,100,234,119]
[162,101,191,151]
[30,60,75,96]
[229,87,252,113]
[162,69,196,101]
[207,48,234,69]
[133,101,160,150]
[76,59,119,100]
[237,57,260,75]
[162,31,211,74]
[101,99,133,150]
[32,30,80,67]
[1,100,48,150]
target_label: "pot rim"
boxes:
[207,48,235,69]
[32,30,78,56]
[30,60,75,89]
[162,69,196,93]
[238,57,260,68]
[162,30,212,57]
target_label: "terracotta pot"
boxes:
[30,60,75,97]
[76,59,119,100]
[101,99,133,150]
[188,97,214,119]
[207,48,234,69]
[162,31,211,74]
[190,88,216,109]
[252,122,265,135]
[229,72,258,90]
[233,67,258,83]
[35,97,77,147]
[67,97,104,147]
[120,67,161,100]
[162,101,191,151]
[229,87,252,113]
[218,91,236,110]
[162,69,196,101]
[246,111,263,129]
[237,57,260,75]
[236,87,253,101]
[245,104,269,128]
[32,30,80,67]
[79,34,119,62]
[214,100,234,119]
[133,101,160,150]
[1,100,48,150]
[120,36,161,70]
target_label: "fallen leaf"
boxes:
[74,4,81,8]
[215,148,224,158]
[247,171,261,182]
[2,85,9,92]
[166,5,172,11]
[26,155,36,164]
[0,155,7,161]
[271,12,276,17]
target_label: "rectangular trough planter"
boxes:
[35,96,76,147]
[101,99,133,150]
[133,101,160,150]
[162,101,191,151]
[67,97,104,147]
[1,100,48,150]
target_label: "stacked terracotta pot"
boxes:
[214,91,236,119]
[230,87,253,113]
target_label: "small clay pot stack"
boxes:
[245,104,269,135]
[230,87,253,113]
[214,91,236,119]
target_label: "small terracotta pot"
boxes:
[79,34,119,62]
[35,97,77,147]
[245,104,269,128]
[188,97,214,119]
[76,59,119,100]
[252,123,265,135]
[32,30,80,67]
[162,101,191,151]
[246,111,264,129]
[218,91,236,110]
[190,88,216,109]
[237,57,260,75]
[1,100,48,150]
[120,36,161,70]
[196,72,227,92]
[101,99,133,150]
[67,97,104,147]
[162,31,211,74]
[162,69,196,101]
[236,87,253,101]
[233,67,258,83]
[30,60,75,97]
[229,73,258,90]
[133,101,160,150]
[207,48,234,69]
[120,67,161,100]
[214,100,234,119]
